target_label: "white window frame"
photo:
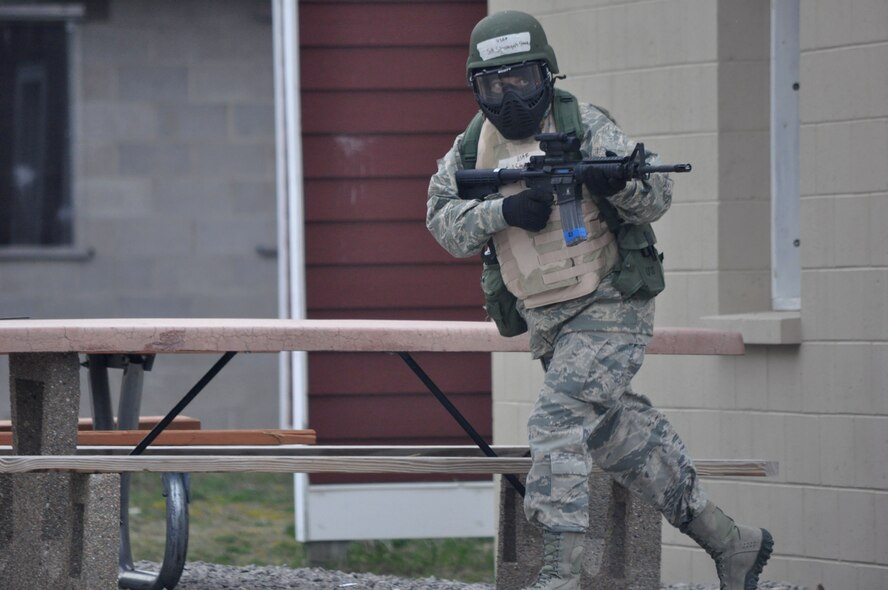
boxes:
[0,3,91,260]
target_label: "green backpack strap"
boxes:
[458,111,486,170]
[552,88,584,138]
[553,87,619,136]
[550,89,626,231]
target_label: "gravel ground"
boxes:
[139,562,806,590]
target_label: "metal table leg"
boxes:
[118,472,189,590]
[87,354,115,430]
[85,354,190,590]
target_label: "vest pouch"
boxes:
[481,260,528,337]
[612,223,665,299]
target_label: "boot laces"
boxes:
[528,569,559,589]
[527,533,563,588]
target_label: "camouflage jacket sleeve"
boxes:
[426,134,509,258]
[578,103,673,224]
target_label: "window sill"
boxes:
[700,311,801,345]
[0,246,95,262]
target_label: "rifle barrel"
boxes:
[642,163,692,173]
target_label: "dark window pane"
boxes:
[0,21,71,246]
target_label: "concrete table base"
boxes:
[497,473,662,590]
[0,353,119,589]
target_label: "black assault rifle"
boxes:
[455,133,691,246]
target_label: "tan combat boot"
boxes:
[525,529,585,590]
[681,502,774,590]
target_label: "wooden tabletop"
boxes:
[0,318,744,355]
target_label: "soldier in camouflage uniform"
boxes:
[426,10,773,590]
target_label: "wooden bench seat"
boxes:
[0,451,774,477]
[0,415,201,432]
[0,429,317,447]
[2,413,315,448]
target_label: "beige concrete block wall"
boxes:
[490,1,888,588]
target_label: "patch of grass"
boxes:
[347,538,495,583]
[127,472,494,583]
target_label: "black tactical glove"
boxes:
[580,152,629,197]
[501,188,553,232]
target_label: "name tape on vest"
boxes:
[498,149,543,170]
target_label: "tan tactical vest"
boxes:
[478,116,618,309]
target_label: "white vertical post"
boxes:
[770,0,801,311]
[272,0,309,541]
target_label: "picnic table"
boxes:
[0,318,751,590]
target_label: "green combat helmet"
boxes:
[466,11,560,140]
[466,10,559,76]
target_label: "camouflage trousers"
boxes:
[524,330,708,532]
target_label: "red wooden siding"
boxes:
[300,0,489,484]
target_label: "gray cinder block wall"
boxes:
[490,1,888,588]
[0,0,280,428]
